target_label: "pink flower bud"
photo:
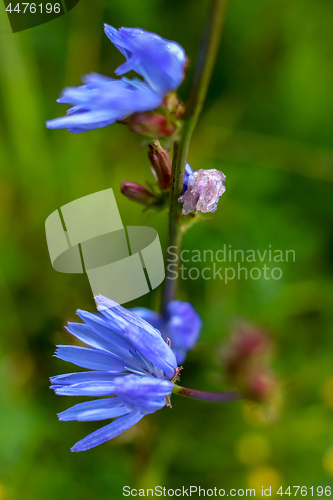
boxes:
[247,370,277,403]
[178,169,226,215]
[222,324,278,403]
[224,325,272,370]
[120,182,158,206]
[148,141,172,189]
[128,112,176,138]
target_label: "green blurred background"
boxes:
[1,0,333,498]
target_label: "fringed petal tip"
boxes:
[45,119,61,130]
[94,294,119,311]
[103,23,117,34]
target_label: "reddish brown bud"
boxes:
[148,140,172,189]
[246,370,278,403]
[224,325,272,371]
[222,323,278,403]
[129,112,176,139]
[120,182,157,206]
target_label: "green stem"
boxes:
[172,384,239,403]
[160,141,183,313]
[161,0,228,313]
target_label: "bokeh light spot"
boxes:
[321,377,333,408]
[247,466,283,497]
[235,433,271,466]
[323,447,333,476]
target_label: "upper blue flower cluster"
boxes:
[46,25,186,133]
[51,295,178,451]
[105,25,186,96]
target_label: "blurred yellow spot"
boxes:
[5,352,35,389]
[248,466,283,497]
[0,482,4,500]
[235,433,271,466]
[242,402,266,426]
[321,377,333,408]
[323,447,333,476]
[241,391,282,426]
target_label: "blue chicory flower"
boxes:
[46,26,187,133]
[104,24,187,96]
[131,300,202,365]
[46,74,163,133]
[50,295,178,452]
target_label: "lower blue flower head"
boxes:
[51,295,178,452]
[46,74,162,133]
[132,300,202,365]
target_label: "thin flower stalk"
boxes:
[172,384,239,403]
[161,0,228,313]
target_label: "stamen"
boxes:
[171,366,183,382]
[165,395,172,408]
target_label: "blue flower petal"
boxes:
[66,322,140,370]
[59,397,120,419]
[58,398,129,421]
[57,85,98,105]
[46,74,162,133]
[183,163,194,193]
[131,299,201,364]
[66,322,120,353]
[123,326,177,378]
[55,345,127,372]
[130,307,165,333]
[77,406,130,422]
[46,108,119,128]
[71,410,143,452]
[75,310,136,355]
[50,371,123,386]
[95,295,162,337]
[51,380,116,397]
[166,300,202,352]
[104,25,186,95]
[102,24,129,58]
